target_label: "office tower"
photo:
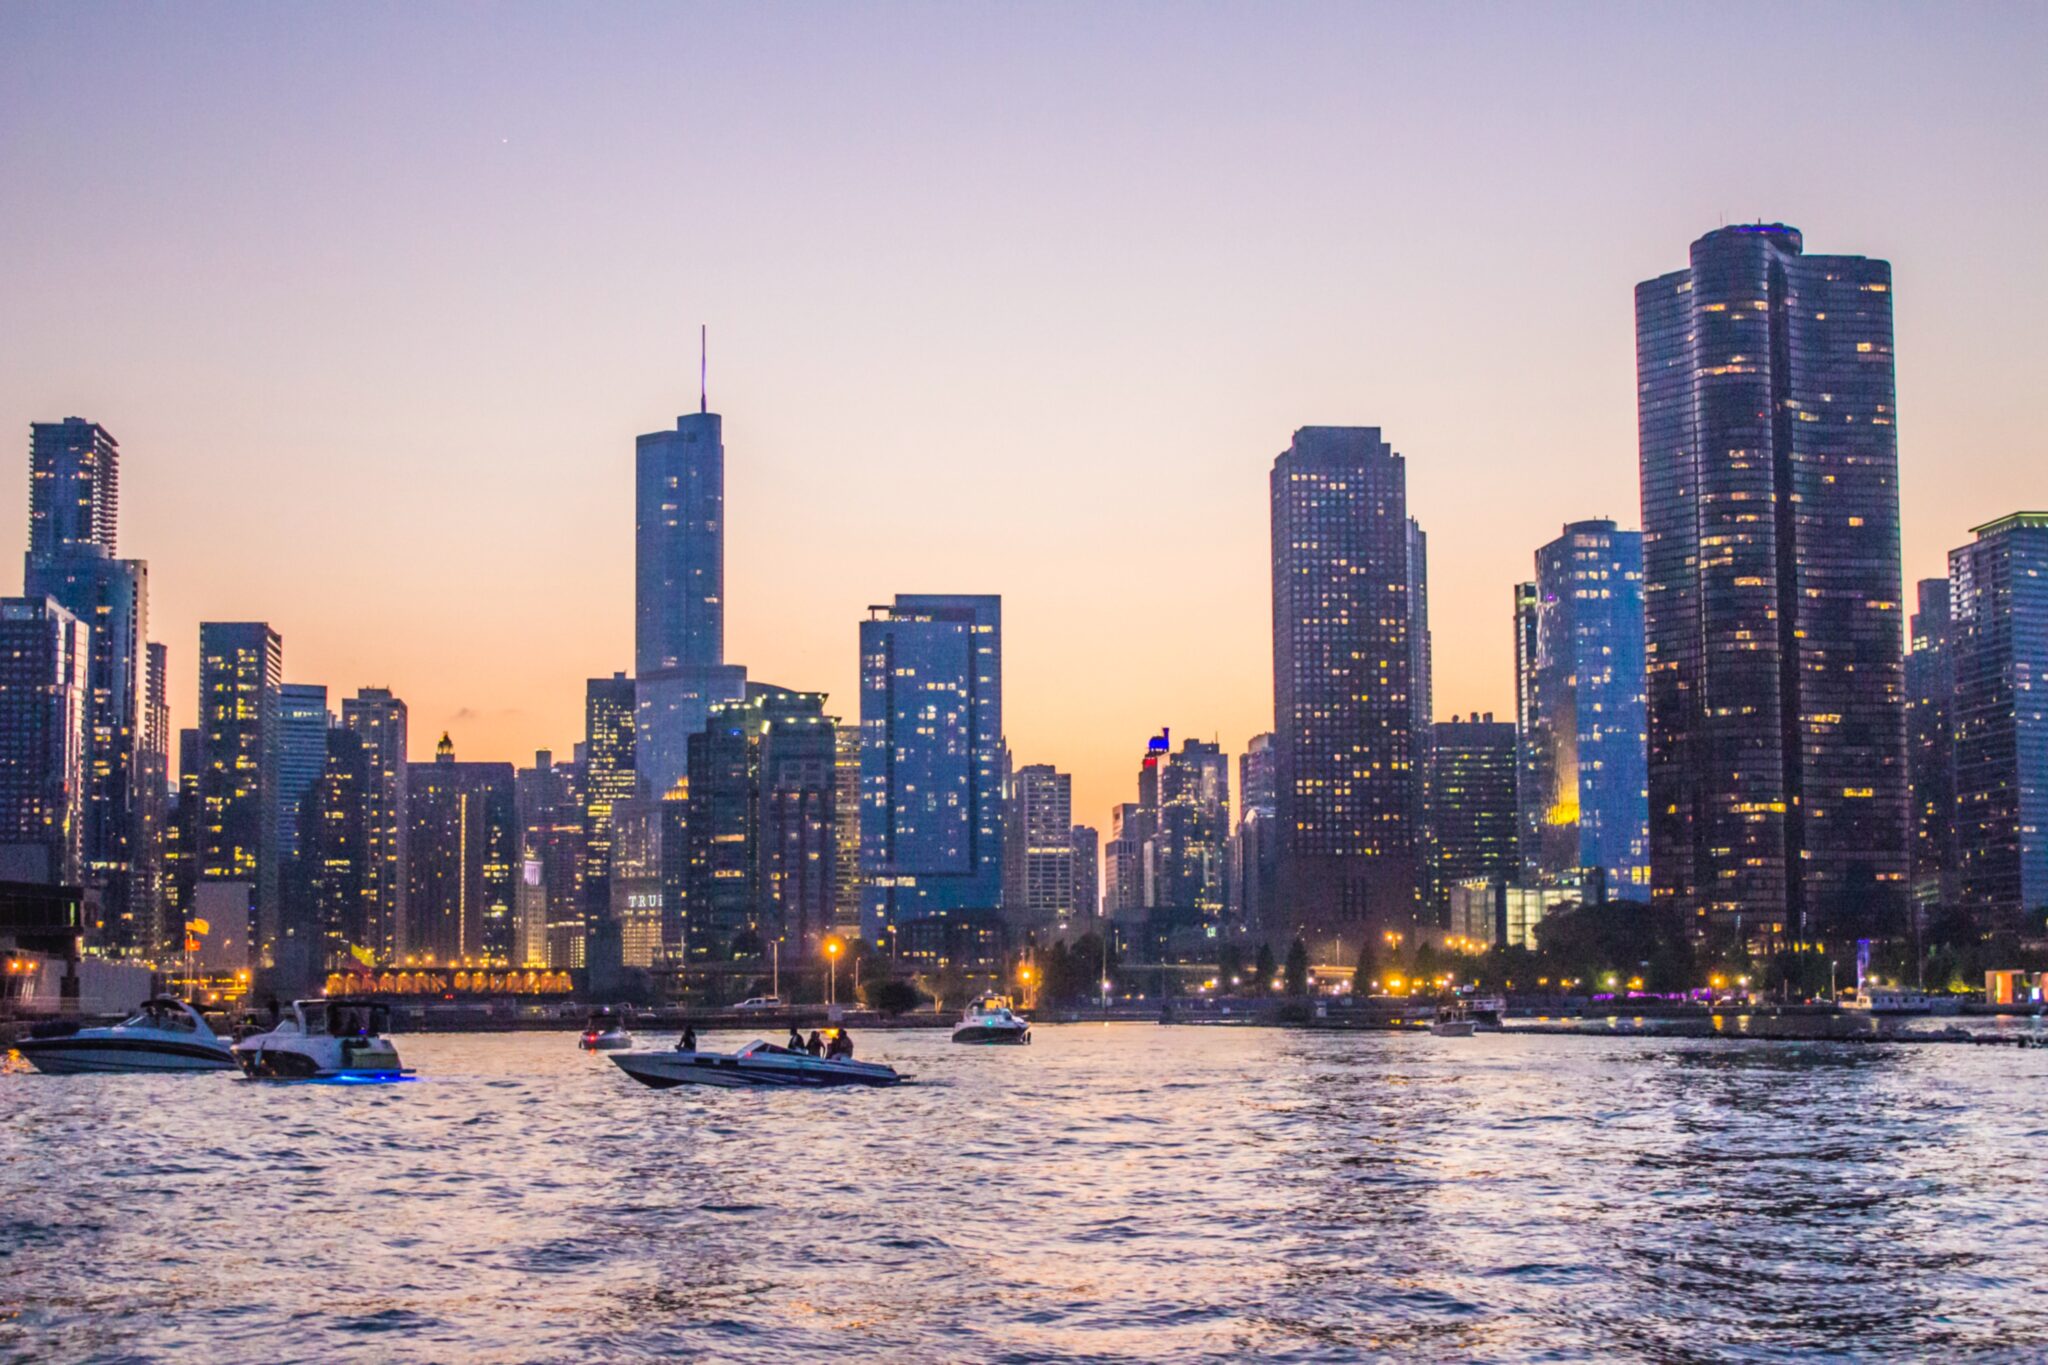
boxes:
[605,797,666,967]
[582,672,637,922]
[0,598,89,885]
[1103,803,1146,921]
[277,684,331,868]
[1906,578,1959,912]
[515,749,585,969]
[682,686,840,964]
[1637,223,1907,938]
[406,734,517,963]
[25,419,152,954]
[137,640,170,955]
[1517,520,1650,898]
[832,725,863,933]
[1270,426,1419,956]
[1149,739,1230,941]
[1233,733,1279,933]
[1426,715,1520,910]
[859,595,1004,945]
[165,728,201,934]
[1003,763,1075,938]
[1950,515,2048,934]
[197,623,283,967]
[1071,824,1099,920]
[635,406,745,799]
[340,688,408,960]
[1408,516,1434,788]
[302,727,370,969]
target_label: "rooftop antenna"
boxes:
[699,324,707,414]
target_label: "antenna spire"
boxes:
[699,324,707,414]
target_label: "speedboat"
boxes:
[951,995,1030,1044]
[610,1038,901,1089]
[579,1008,633,1051]
[14,998,237,1074]
[231,998,410,1081]
[1429,1004,1478,1037]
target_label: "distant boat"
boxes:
[1843,989,1962,1016]
[610,1039,902,1089]
[951,996,1030,1045]
[15,998,237,1075]
[1429,1003,1478,1038]
[579,1008,633,1051]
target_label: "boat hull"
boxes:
[950,1024,1030,1044]
[610,1051,900,1089]
[232,1040,407,1081]
[16,1037,237,1074]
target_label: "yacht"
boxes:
[610,1038,901,1089]
[231,998,410,1080]
[579,1008,633,1051]
[14,998,238,1074]
[1428,1004,1478,1038]
[951,995,1031,1044]
[1844,988,1962,1016]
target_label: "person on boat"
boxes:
[805,1029,825,1057]
[828,1028,853,1060]
[786,1026,806,1052]
[677,1025,697,1053]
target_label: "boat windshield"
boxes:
[119,1003,195,1032]
[320,1002,389,1036]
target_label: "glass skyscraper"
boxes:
[340,687,408,961]
[277,683,331,868]
[0,597,89,887]
[1906,578,1960,913]
[859,594,1003,945]
[635,408,745,799]
[1270,427,1420,957]
[1950,514,2048,934]
[198,622,283,966]
[1516,520,1649,897]
[1426,715,1520,911]
[1637,224,1907,938]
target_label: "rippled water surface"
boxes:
[7,1025,2048,1362]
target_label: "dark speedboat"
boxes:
[610,1039,901,1089]
[951,995,1031,1044]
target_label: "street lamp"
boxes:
[825,938,842,1006]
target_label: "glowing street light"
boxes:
[825,937,843,1006]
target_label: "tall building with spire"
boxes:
[1637,223,1907,939]
[634,359,745,800]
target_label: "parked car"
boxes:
[733,996,783,1013]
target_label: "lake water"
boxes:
[6,1024,2048,1362]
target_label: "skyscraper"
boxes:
[1950,514,2048,934]
[0,598,89,886]
[1148,738,1230,944]
[1906,578,1959,914]
[27,418,119,561]
[303,726,370,970]
[1233,733,1279,934]
[1517,520,1649,898]
[277,683,331,869]
[406,734,517,963]
[197,622,283,966]
[1270,426,1419,956]
[582,672,638,922]
[515,749,584,969]
[635,406,745,799]
[1637,223,1907,938]
[1426,714,1520,912]
[1003,763,1075,939]
[340,687,409,960]
[138,639,170,955]
[832,725,863,933]
[859,595,1003,945]
[1070,824,1099,921]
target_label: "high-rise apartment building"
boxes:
[1232,733,1279,933]
[1906,578,1959,913]
[859,595,1003,945]
[1426,715,1521,912]
[277,684,331,868]
[1003,763,1075,939]
[303,727,370,969]
[582,672,638,922]
[340,687,408,960]
[635,407,745,799]
[198,622,283,966]
[515,749,584,969]
[1070,824,1099,921]
[1637,223,1907,937]
[137,639,170,955]
[1149,738,1229,938]
[1950,515,2048,934]
[28,418,120,561]
[1271,426,1420,956]
[0,598,89,886]
[406,734,517,963]
[832,725,863,933]
[1516,520,1649,898]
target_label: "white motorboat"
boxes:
[1429,1003,1478,1037]
[951,995,1031,1045]
[610,1038,901,1089]
[231,998,410,1081]
[14,998,237,1075]
[1844,989,1963,1016]
[579,1008,633,1051]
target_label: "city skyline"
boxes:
[4,6,2045,834]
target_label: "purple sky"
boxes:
[2,2,2043,828]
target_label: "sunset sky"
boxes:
[2,2,2043,829]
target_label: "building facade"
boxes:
[0,598,89,886]
[406,735,517,963]
[197,622,282,968]
[1637,223,1907,938]
[1516,520,1649,898]
[1426,715,1520,914]
[859,595,1004,945]
[340,687,409,960]
[1271,427,1420,956]
[582,672,638,923]
[1906,578,1960,914]
[1950,515,2048,934]
[1003,763,1075,939]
